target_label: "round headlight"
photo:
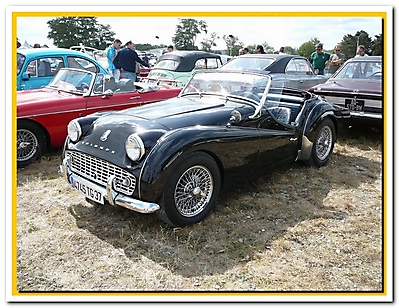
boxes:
[125,134,145,161]
[67,120,82,142]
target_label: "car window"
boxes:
[221,57,275,71]
[17,53,26,75]
[24,57,62,77]
[334,61,381,79]
[153,59,179,70]
[286,59,313,75]
[67,56,98,73]
[194,58,220,69]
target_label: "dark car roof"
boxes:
[156,51,222,72]
[221,54,309,74]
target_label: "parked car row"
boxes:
[17,48,109,91]
[17,68,181,167]
[16,47,382,226]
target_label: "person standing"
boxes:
[113,40,150,81]
[309,43,330,75]
[327,44,346,75]
[355,45,369,57]
[256,45,266,54]
[167,45,174,52]
[106,39,122,80]
[279,47,285,54]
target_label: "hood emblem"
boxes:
[100,130,111,142]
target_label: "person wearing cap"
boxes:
[309,43,330,75]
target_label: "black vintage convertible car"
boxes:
[59,70,350,227]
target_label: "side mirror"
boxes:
[21,72,31,81]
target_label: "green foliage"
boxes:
[172,18,208,50]
[370,34,383,56]
[47,17,115,49]
[200,32,219,52]
[339,30,372,59]
[297,38,320,58]
[283,46,298,55]
[223,34,244,56]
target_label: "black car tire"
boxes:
[157,152,221,227]
[17,120,47,168]
[305,117,336,167]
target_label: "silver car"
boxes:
[219,54,328,90]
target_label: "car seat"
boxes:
[38,61,51,77]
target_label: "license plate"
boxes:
[345,98,365,112]
[71,176,104,204]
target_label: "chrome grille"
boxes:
[66,151,136,195]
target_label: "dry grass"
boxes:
[15,126,384,295]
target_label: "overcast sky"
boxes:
[16,12,383,52]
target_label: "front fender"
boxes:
[138,125,260,201]
[298,101,337,161]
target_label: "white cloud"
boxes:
[17,15,382,52]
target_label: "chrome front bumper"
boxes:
[59,157,160,214]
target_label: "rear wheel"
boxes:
[157,152,221,227]
[305,118,336,167]
[17,121,46,168]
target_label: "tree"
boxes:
[172,18,208,50]
[297,38,320,58]
[283,46,297,55]
[200,32,219,52]
[223,34,243,56]
[47,17,115,49]
[370,33,383,56]
[340,30,373,59]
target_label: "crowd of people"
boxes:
[247,42,369,76]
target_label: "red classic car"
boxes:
[17,68,181,167]
[309,56,382,127]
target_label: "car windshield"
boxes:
[334,60,382,79]
[47,68,94,94]
[181,71,273,104]
[17,53,26,75]
[220,57,275,71]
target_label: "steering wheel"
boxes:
[240,91,260,102]
[367,72,382,79]
[80,82,90,91]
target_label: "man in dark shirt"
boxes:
[113,41,150,81]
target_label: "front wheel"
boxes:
[305,117,336,167]
[157,152,221,227]
[17,121,46,168]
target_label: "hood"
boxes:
[18,88,75,104]
[75,95,247,163]
[310,78,382,96]
[115,96,242,129]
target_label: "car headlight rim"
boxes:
[125,133,145,161]
[67,120,82,142]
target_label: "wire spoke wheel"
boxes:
[315,125,333,161]
[174,165,214,217]
[17,128,39,162]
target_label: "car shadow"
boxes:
[67,149,382,279]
